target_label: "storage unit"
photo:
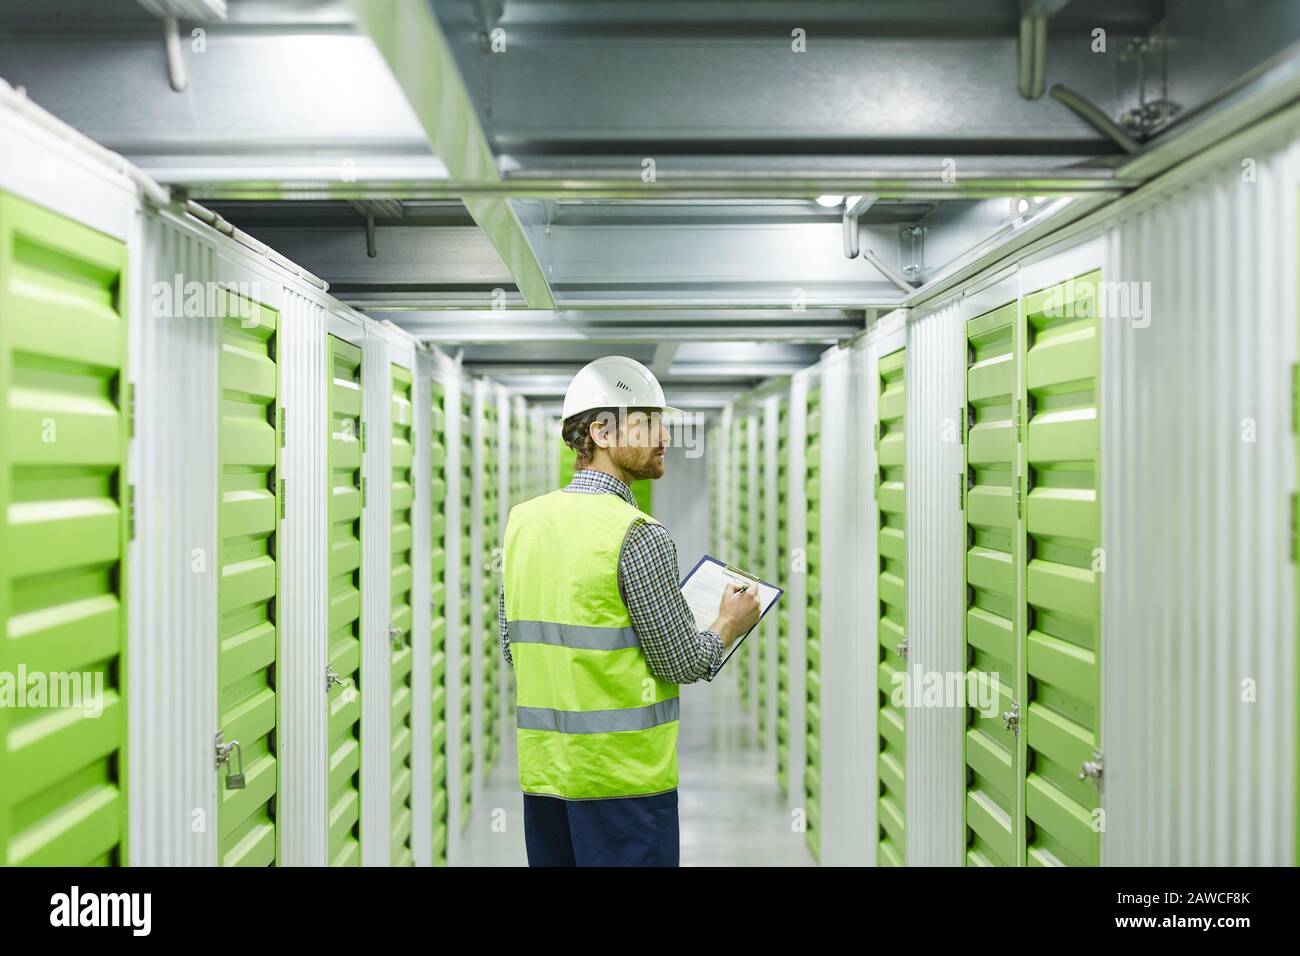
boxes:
[775,398,791,794]
[457,387,474,826]
[0,191,130,866]
[734,417,751,710]
[963,294,1020,867]
[326,335,364,866]
[803,385,822,861]
[389,363,415,866]
[478,389,500,778]
[427,374,450,866]
[874,346,906,867]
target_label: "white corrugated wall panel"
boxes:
[903,299,967,866]
[128,209,220,866]
[278,286,331,866]
[1100,132,1298,865]
[360,324,392,865]
[818,346,874,865]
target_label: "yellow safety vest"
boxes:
[503,489,679,799]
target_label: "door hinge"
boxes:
[360,420,367,453]
[958,405,966,445]
[896,637,908,660]
[279,405,286,448]
[958,471,965,511]
[1013,398,1022,433]
[127,484,136,540]
[279,477,286,519]
[361,476,366,508]
[1001,701,1020,738]
[1078,749,1104,792]
[127,382,136,438]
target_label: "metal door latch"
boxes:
[1001,702,1020,737]
[215,731,245,790]
[389,624,405,646]
[1078,750,1104,791]
[325,665,345,692]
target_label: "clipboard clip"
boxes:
[724,564,761,586]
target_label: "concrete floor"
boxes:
[457,670,813,867]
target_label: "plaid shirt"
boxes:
[499,469,724,683]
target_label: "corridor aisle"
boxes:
[458,669,813,866]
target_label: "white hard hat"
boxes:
[561,356,683,421]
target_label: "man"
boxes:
[499,355,761,867]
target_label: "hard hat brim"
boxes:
[561,403,686,422]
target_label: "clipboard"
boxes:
[679,555,783,670]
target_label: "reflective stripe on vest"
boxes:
[504,488,680,800]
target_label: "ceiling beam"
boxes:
[345,0,555,308]
[650,343,679,378]
[392,310,862,344]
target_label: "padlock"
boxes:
[224,740,246,790]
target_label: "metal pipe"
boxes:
[1018,0,1069,99]
[840,195,876,259]
[862,249,915,295]
[163,16,188,92]
[1051,83,1141,153]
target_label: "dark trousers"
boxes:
[522,790,680,867]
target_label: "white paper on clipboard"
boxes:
[679,555,783,670]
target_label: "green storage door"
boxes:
[776,400,789,793]
[217,295,280,866]
[481,400,500,776]
[389,364,414,865]
[1022,272,1102,867]
[755,417,767,746]
[963,300,1020,867]
[0,193,129,865]
[429,380,449,865]
[327,336,363,866]
[875,347,906,866]
[736,425,750,708]
[804,386,822,861]
[458,396,474,826]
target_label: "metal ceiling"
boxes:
[1,0,1298,408]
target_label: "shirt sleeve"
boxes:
[618,520,724,684]
[498,580,512,667]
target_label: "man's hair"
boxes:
[561,406,660,469]
[561,407,614,470]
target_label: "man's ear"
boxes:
[589,417,609,449]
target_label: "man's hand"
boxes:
[711,582,761,648]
